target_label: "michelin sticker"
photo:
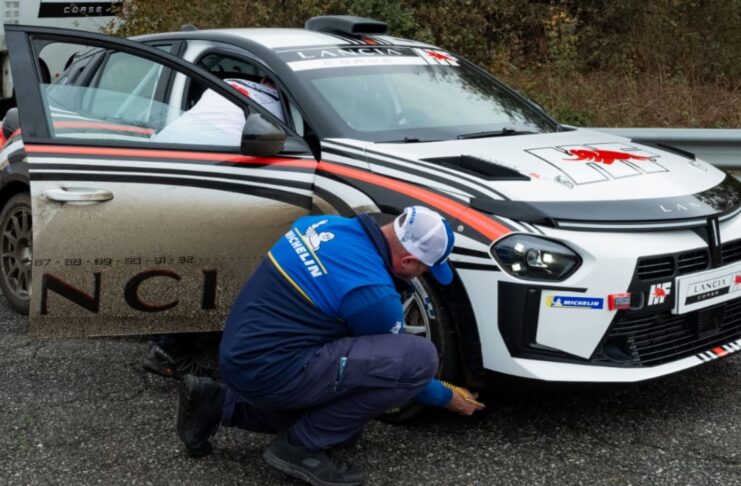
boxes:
[546,295,604,310]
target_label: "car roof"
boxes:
[135,27,437,51]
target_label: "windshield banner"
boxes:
[277,46,458,71]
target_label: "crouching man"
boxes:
[176,206,484,485]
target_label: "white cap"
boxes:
[393,206,455,285]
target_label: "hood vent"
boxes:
[422,155,529,181]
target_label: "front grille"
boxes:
[636,256,674,280]
[722,239,741,264]
[677,249,710,274]
[636,248,712,281]
[635,239,741,281]
[593,298,741,366]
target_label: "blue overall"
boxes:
[219,214,452,450]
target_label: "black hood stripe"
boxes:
[356,148,509,203]
[324,139,509,200]
[323,145,487,203]
[323,145,470,202]
[452,247,491,259]
[316,167,514,245]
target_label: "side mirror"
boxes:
[241,113,286,157]
[2,108,19,140]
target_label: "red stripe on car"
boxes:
[24,144,511,240]
[316,161,511,241]
[24,145,315,169]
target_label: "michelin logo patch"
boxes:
[547,295,604,310]
[304,220,335,251]
[282,220,334,278]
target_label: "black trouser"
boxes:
[221,334,438,450]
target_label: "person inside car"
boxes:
[151,76,284,146]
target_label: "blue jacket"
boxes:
[220,213,452,406]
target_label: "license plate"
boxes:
[674,260,741,314]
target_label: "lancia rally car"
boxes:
[1,16,740,390]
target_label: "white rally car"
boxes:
[1,16,739,391]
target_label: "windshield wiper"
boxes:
[377,137,440,143]
[456,128,533,140]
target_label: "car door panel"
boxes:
[6,26,316,337]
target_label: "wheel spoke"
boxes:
[404,324,427,335]
[402,295,415,311]
[401,284,432,338]
[21,211,31,236]
[7,263,19,279]
[11,215,21,237]
[20,270,30,291]
[4,230,17,248]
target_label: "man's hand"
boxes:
[445,387,485,416]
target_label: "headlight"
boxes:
[491,235,581,281]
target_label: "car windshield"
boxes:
[291,53,558,142]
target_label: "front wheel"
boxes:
[379,275,460,423]
[0,193,32,314]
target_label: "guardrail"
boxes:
[593,128,741,169]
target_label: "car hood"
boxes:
[329,129,740,225]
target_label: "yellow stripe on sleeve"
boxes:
[268,251,315,305]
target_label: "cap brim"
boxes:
[429,261,453,285]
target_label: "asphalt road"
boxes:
[1,299,740,486]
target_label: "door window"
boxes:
[36,40,248,149]
[87,52,163,122]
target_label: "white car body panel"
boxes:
[331,131,741,381]
[5,22,741,384]
[371,131,724,202]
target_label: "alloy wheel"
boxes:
[1,204,32,302]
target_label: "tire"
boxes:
[0,193,32,314]
[379,275,460,423]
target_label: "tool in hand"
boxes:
[440,380,486,408]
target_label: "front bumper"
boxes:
[459,219,741,382]
[511,336,741,383]
[497,237,741,371]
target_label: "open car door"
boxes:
[4,25,316,337]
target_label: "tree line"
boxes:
[112,0,741,127]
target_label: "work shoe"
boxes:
[177,374,226,457]
[263,432,365,486]
[143,343,213,380]
[335,431,363,450]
